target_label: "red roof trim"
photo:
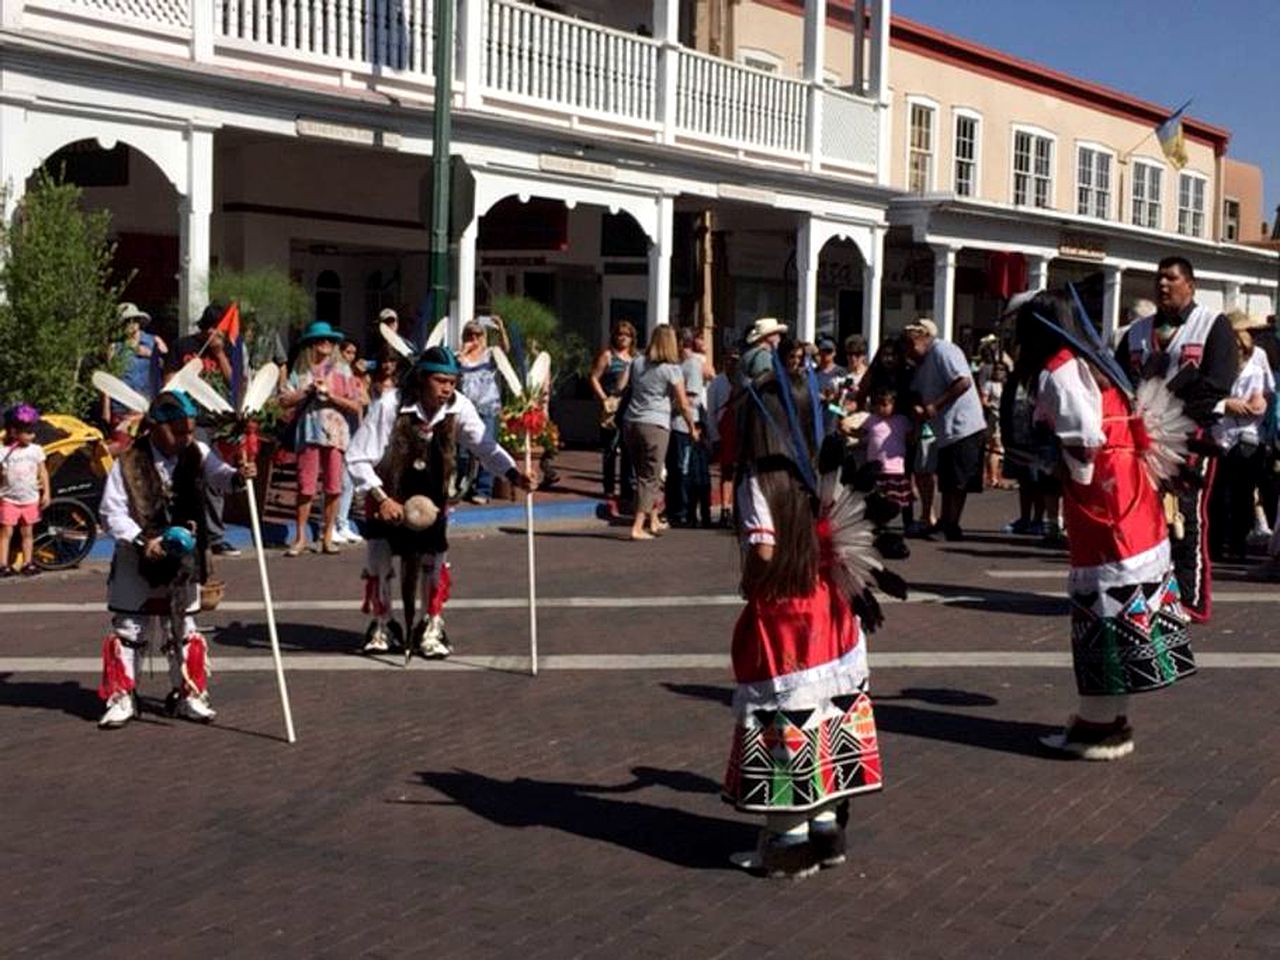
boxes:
[890,16,1229,152]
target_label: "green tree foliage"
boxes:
[490,294,590,391]
[206,265,310,367]
[0,170,127,415]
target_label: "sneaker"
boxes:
[210,542,242,558]
[468,494,490,506]
[904,520,934,539]
[98,692,135,730]
[175,692,217,723]
[331,528,355,545]
[1002,518,1033,535]
[417,615,451,659]
[809,826,847,869]
[1250,521,1273,543]
[1040,715,1133,761]
[362,622,390,654]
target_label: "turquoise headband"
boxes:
[415,346,460,377]
[150,390,199,422]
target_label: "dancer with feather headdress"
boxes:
[722,349,906,880]
[1012,290,1197,761]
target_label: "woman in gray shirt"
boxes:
[622,324,699,540]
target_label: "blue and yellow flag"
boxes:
[1156,100,1191,170]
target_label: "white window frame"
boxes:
[1074,141,1115,220]
[905,95,939,195]
[1223,196,1241,242]
[1130,156,1164,230]
[736,47,783,74]
[1177,170,1209,238]
[952,107,982,199]
[1010,124,1056,210]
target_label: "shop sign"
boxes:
[538,154,618,181]
[1058,231,1106,261]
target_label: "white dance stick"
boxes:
[246,475,296,743]
[524,437,538,678]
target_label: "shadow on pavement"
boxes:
[214,620,361,654]
[937,545,1069,562]
[909,580,1068,616]
[0,673,101,720]
[495,525,635,540]
[414,768,749,870]
[874,704,1063,759]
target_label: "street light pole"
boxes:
[428,0,455,336]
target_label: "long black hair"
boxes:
[1011,290,1075,393]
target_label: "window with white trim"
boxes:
[1013,129,1054,208]
[1224,198,1241,241]
[737,48,781,74]
[1076,145,1113,219]
[908,101,936,194]
[1177,172,1206,237]
[953,112,980,197]
[1131,160,1162,229]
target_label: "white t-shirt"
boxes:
[1213,346,1275,450]
[0,443,46,504]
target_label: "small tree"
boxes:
[0,170,128,415]
[206,265,311,367]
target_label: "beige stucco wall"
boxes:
[889,45,1219,237]
[732,1,865,84]
[1223,158,1267,242]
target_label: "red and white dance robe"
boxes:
[1035,349,1195,697]
[723,477,883,813]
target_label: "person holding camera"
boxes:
[280,321,363,556]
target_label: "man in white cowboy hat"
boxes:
[97,390,257,730]
[740,317,788,384]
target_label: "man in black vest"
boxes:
[347,346,534,658]
[1115,256,1234,621]
[97,391,256,729]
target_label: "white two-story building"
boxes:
[0,0,896,353]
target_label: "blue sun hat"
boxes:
[414,345,461,377]
[149,391,199,423]
[298,320,345,346]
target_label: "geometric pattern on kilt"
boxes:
[1070,573,1195,697]
[723,682,883,813]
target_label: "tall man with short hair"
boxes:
[1115,256,1234,622]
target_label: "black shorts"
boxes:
[937,431,985,494]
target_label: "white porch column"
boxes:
[862,223,885,350]
[646,194,674,334]
[869,0,891,185]
[178,126,213,331]
[452,217,479,344]
[2,0,24,29]
[803,0,826,169]
[852,0,866,95]
[796,216,822,344]
[457,0,486,109]
[1025,253,1050,291]
[1101,264,1124,343]
[930,243,958,342]
[0,102,28,224]
[1223,279,1242,310]
[653,0,680,143]
[191,0,213,61]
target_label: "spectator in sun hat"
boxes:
[172,303,234,381]
[740,317,787,384]
[280,321,365,556]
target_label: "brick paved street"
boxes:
[4,489,1280,958]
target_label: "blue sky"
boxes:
[895,0,1280,234]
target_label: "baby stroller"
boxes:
[23,415,112,570]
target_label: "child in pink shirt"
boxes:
[0,404,51,576]
[862,388,914,527]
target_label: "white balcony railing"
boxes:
[21,0,881,177]
[676,47,808,155]
[216,0,435,74]
[484,0,658,126]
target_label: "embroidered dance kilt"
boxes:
[723,577,883,813]
[1068,540,1195,696]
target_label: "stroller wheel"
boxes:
[31,498,97,571]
